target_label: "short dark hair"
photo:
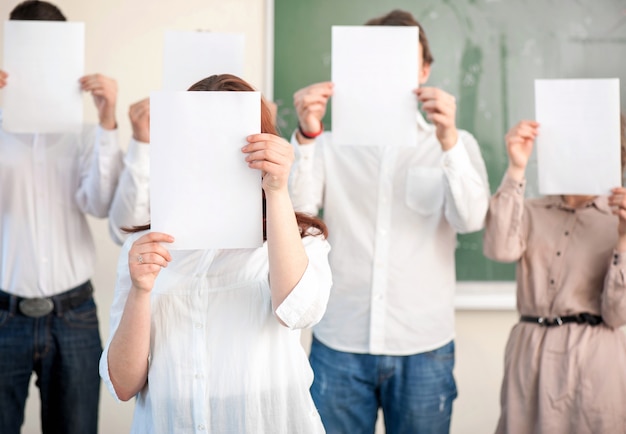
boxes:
[365,9,434,66]
[10,0,66,21]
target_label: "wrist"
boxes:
[506,165,526,181]
[438,128,458,151]
[100,115,117,130]
[298,121,323,140]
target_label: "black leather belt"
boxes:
[0,281,93,318]
[520,312,603,327]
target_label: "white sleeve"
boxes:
[108,138,151,245]
[441,131,490,233]
[75,125,123,218]
[274,235,332,329]
[288,130,326,217]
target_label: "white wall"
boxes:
[0,1,517,433]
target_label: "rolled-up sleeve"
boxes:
[275,235,332,329]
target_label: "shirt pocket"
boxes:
[405,167,444,216]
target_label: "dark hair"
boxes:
[365,9,434,66]
[10,0,66,21]
[125,74,328,240]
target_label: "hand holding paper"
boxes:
[505,120,540,181]
[416,86,458,150]
[129,98,150,143]
[79,73,117,130]
[243,133,294,193]
[293,81,333,141]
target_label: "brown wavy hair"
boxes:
[125,74,327,240]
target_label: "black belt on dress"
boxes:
[0,280,93,318]
[520,312,603,327]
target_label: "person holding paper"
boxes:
[483,118,626,433]
[289,9,490,433]
[108,98,278,245]
[0,2,123,433]
[100,74,332,434]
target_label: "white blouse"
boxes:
[100,231,332,434]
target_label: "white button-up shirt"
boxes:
[0,110,122,297]
[289,113,490,355]
[100,231,332,434]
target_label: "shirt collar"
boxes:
[541,195,612,214]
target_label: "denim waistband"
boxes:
[0,281,93,317]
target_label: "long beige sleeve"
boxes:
[483,174,528,263]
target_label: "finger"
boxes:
[420,97,455,115]
[245,133,290,147]
[245,148,291,167]
[136,231,175,246]
[249,158,288,177]
[294,81,334,99]
[417,86,452,102]
[243,141,292,161]
[132,251,171,268]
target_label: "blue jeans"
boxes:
[0,287,102,434]
[309,336,457,434]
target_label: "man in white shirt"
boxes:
[288,9,490,433]
[0,2,123,433]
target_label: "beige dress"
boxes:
[483,175,626,434]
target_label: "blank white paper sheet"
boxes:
[150,91,262,250]
[3,20,84,133]
[162,31,245,91]
[535,78,621,195]
[331,25,418,146]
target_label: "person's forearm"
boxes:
[265,189,309,314]
[506,165,525,181]
[107,287,152,401]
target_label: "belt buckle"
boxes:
[19,298,54,317]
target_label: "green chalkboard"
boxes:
[274,0,626,281]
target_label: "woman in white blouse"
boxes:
[100,74,332,434]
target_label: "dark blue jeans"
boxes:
[0,289,102,434]
[309,336,457,434]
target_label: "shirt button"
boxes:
[198,424,206,431]
[195,323,203,329]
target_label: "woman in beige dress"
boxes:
[483,118,626,433]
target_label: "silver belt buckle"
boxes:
[19,298,54,317]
